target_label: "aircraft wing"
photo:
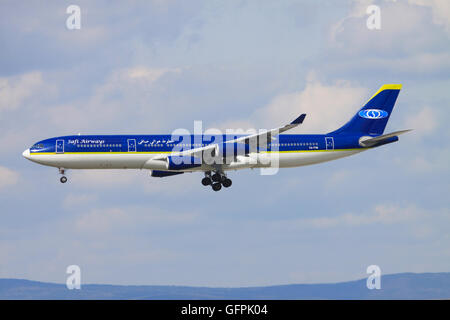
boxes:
[153,113,307,160]
[232,113,306,145]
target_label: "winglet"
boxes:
[290,113,306,125]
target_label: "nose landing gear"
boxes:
[59,168,68,183]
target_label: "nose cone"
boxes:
[22,148,31,160]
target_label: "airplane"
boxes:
[22,84,410,191]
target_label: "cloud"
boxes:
[277,204,431,229]
[331,0,441,52]
[68,169,200,196]
[46,66,182,133]
[0,72,53,112]
[405,156,433,173]
[74,206,199,234]
[320,52,450,77]
[74,207,129,234]
[409,0,450,32]
[394,147,450,174]
[1,1,449,286]
[0,1,204,74]
[254,75,368,133]
[0,166,19,189]
[325,0,450,79]
[126,67,179,82]
[325,169,355,189]
[329,0,375,47]
[70,170,143,188]
[403,106,437,136]
[142,171,201,195]
[63,193,98,208]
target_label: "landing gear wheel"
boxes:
[222,178,232,188]
[212,173,221,182]
[212,182,222,191]
[60,176,68,183]
[201,177,212,186]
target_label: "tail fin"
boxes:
[329,84,402,135]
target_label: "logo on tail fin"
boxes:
[358,109,388,119]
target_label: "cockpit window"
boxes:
[33,144,44,149]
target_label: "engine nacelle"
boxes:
[167,155,201,170]
[359,135,398,147]
[151,170,184,177]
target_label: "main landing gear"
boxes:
[201,171,232,191]
[59,168,68,183]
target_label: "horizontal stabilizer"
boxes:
[359,129,412,147]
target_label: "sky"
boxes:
[0,0,449,287]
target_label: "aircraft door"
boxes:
[128,139,137,152]
[325,137,334,150]
[56,139,64,153]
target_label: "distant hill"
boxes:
[0,273,449,299]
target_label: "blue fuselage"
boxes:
[29,134,376,155]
